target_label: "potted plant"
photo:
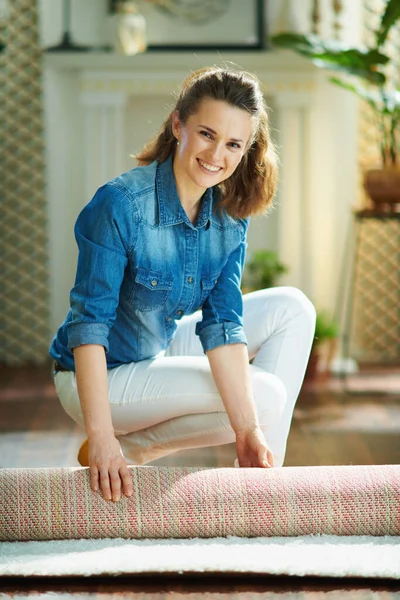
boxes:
[271,0,400,213]
[306,310,340,380]
[242,249,289,292]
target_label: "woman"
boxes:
[49,65,316,503]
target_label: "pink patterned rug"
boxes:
[1,464,399,542]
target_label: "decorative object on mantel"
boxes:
[271,0,400,214]
[46,0,90,52]
[113,1,147,56]
[108,0,266,51]
[269,0,301,36]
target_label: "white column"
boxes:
[80,91,128,200]
[274,91,313,296]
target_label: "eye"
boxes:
[228,142,241,149]
[200,130,213,139]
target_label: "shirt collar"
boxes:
[156,154,213,229]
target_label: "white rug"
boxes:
[0,535,399,579]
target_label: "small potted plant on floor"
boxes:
[306,311,340,380]
[242,249,289,293]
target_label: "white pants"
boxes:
[54,287,316,467]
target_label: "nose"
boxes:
[207,142,225,164]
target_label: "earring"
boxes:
[176,141,180,146]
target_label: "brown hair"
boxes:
[135,65,278,219]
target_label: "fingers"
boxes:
[87,437,134,502]
[260,450,274,468]
[236,428,275,469]
[99,469,113,501]
[90,463,133,502]
[109,471,122,502]
[120,465,134,499]
[257,447,274,468]
[90,467,100,492]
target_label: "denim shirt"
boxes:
[49,155,249,371]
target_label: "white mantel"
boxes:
[43,50,358,334]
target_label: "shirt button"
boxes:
[187,277,193,284]
[167,317,172,322]
[151,279,158,287]
[177,310,183,315]
[168,338,173,343]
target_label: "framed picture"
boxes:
[108,0,267,51]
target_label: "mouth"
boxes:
[197,158,222,175]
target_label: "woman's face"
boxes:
[172,97,254,199]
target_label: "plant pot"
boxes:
[304,349,320,380]
[364,167,400,213]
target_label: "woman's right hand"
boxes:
[87,434,134,502]
[235,426,274,469]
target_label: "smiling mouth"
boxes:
[197,159,222,173]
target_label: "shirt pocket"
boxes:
[199,271,221,307]
[131,267,173,312]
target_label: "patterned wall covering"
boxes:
[1,0,50,365]
[350,217,400,362]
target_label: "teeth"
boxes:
[199,159,220,172]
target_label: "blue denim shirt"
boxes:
[49,155,249,371]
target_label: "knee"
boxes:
[276,287,316,324]
[251,369,287,427]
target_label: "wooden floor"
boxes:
[0,362,399,597]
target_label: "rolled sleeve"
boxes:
[66,183,136,352]
[195,219,249,354]
[196,321,247,353]
[67,322,110,352]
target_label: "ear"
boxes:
[171,110,181,141]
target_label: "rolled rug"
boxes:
[0,464,399,541]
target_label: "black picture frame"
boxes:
[108,0,267,51]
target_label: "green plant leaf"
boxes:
[271,33,389,65]
[314,59,386,84]
[271,33,388,84]
[313,48,388,68]
[313,311,339,346]
[329,76,380,109]
[271,16,400,165]
[244,250,289,290]
[376,0,400,47]
[270,32,321,52]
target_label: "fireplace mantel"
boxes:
[44,49,314,78]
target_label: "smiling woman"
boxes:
[49,64,316,504]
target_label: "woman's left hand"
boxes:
[235,426,274,468]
